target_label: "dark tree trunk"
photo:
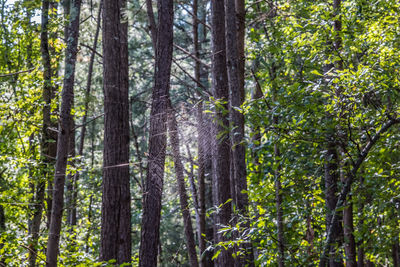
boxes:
[146,0,157,52]
[357,247,364,267]
[168,103,199,267]
[0,205,5,266]
[45,0,81,265]
[322,1,346,266]
[68,0,102,233]
[324,143,344,267]
[66,117,76,228]
[225,2,253,264]
[197,103,207,267]
[29,2,54,264]
[210,0,233,265]
[100,0,131,263]
[139,0,174,266]
[343,194,356,267]
[393,241,400,267]
[192,0,208,265]
[275,143,285,267]
[225,0,247,215]
[46,0,61,231]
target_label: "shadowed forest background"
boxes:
[1,0,400,266]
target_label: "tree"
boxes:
[139,0,174,265]
[29,0,55,265]
[100,0,131,263]
[45,0,81,264]
[210,0,233,265]
[168,101,199,267]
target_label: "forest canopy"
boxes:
[0,0,400,266]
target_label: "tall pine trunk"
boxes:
[139,0,174,265]
[100,0,131,263]
[224,1,253,265]
[45,0,81,264]
[210,1,233,265]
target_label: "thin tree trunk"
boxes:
[322,1,346,266]
[168,102,199,267]
[0,205,5,266]
[192,0,208,264]
[45,0,81,264]
[210,1,233,265]
[66,118,76,228]
[275,142,285,267]
[46,0,61,231]
[100,0,131,263]
[28,1,53,265]
[139,0,174,265]
[146,0,157,52]
[324,143,344,267]
[67,0,102,231]
[85,195,93,254]
[343,194,356,266]
[197,102,207,266]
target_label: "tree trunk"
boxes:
[67,0,102,233]
[139,0,174,266]
[100,0,131,263]
[0,205,5,266]
[197,102,208,267]
[192,0,208,264]
[224,2,253,264]
[168,103,199,267]
[343,193,356,266]
[225,0,247,214]
[45,0,81,265]
[66,118,76,229]
[210,1,233,265]
[29,4,52,264]
[324,143,344,267]
[393,241,400,267]
[275,143,285,267]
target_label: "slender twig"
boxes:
[174,44,210,69]
[0,67,36,77]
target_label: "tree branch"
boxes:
[319,117,400,266]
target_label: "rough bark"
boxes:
[225,2,253,264]
[168,103,199,267]
[45,0,81,265]
[225,0,247,214]
[211,0,234,265]
[100,0,131,263]
[139,0,174,266]
[324,143,344,267]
